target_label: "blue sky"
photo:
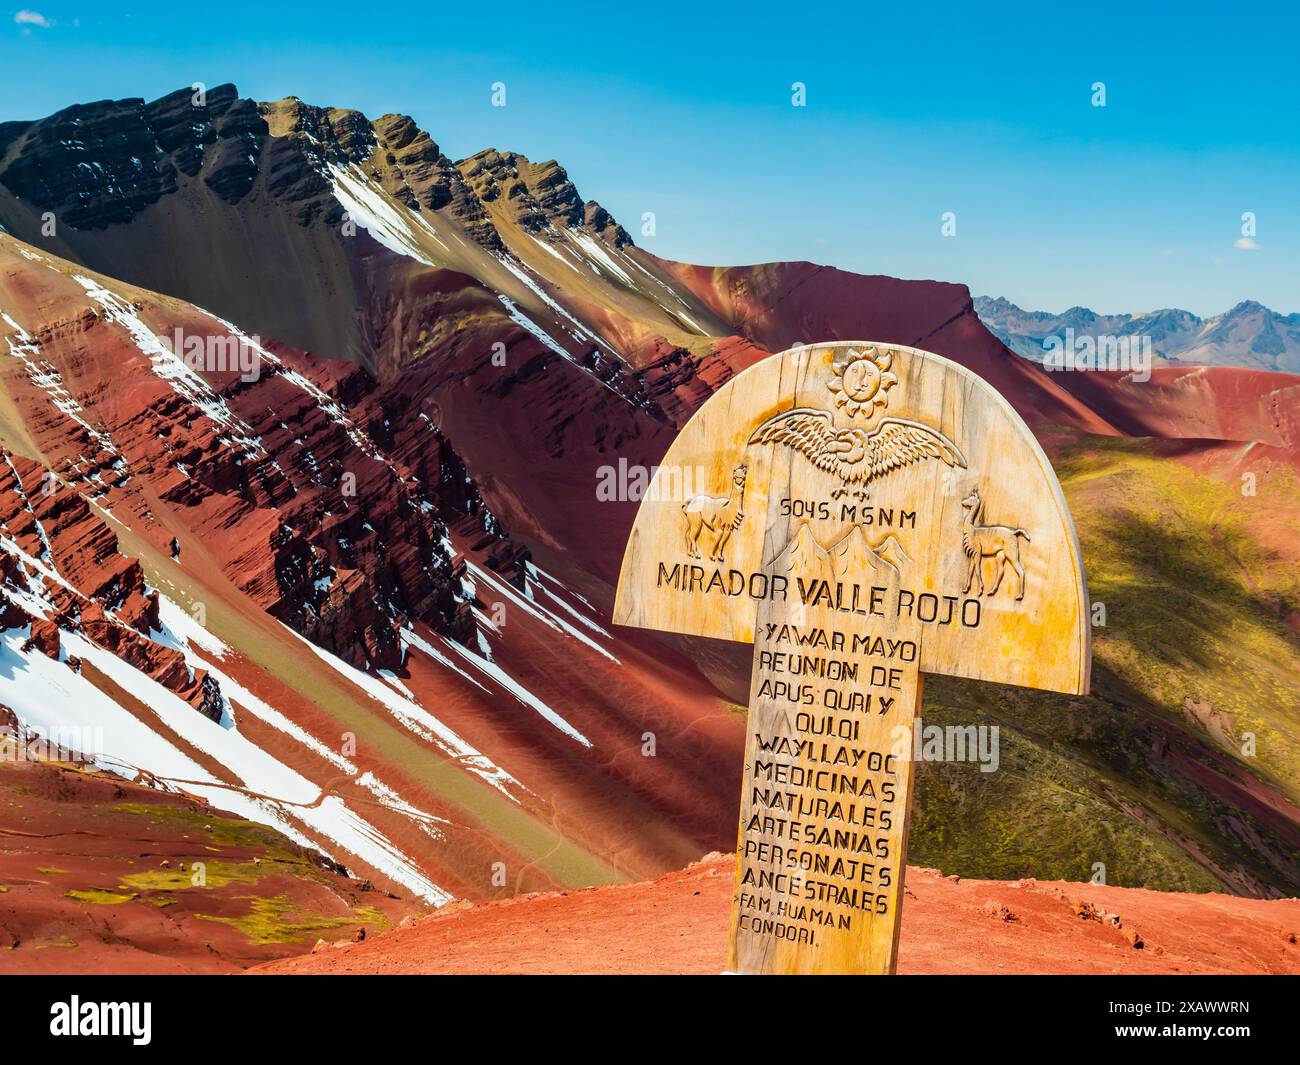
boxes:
[3,2,1296,316]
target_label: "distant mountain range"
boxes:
[975,295,1300,374]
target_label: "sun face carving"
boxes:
[828,346,898,419]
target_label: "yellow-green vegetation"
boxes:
[67,888,138,905]
[111,802,305,855]
[1059,442,1300,796]
[910,438,1300,895]
[912,677,1224,892]
[195,894,371,945]
[109,802,349,899]
[119,859,271,892]
[35,866,68,875]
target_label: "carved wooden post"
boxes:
[615,343,1090,974]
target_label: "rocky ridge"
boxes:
[976,294,1300,374]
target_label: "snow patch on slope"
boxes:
[285,624,524,802]
[470,560,617,663]
[497,253,615,356]
[566,229,635,286]
[356,772,451,841]
[438,634,593,748]
[71,275,265,461]
[156,595,230,659]
[2,309,121,457]
[326,163,447,265]
[0,626,449,903]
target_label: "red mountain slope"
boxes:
[0,238,744,913]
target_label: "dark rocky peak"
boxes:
[1060,305,1099,324]
[260,97,377,167]
[0,119,33,156]
[1202,301,1270,343]
[201,97,269,204]
[0,82,268,227]
[369,112,499,247]
[0,95,177,229]
[0,85,640,257]
[261,98,500,248]
[1131,307,1201,342]
[456,147,631,247]
[457,148,579,227]
[373,112,447,164]
[520,157,586,227]
[1140,307,1199,324]
[457,149,552,229]
[145,85,229,177]
[584,201,632,248]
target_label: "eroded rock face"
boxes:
[0,84,628,264]
[584,201,633,249]
[0,236,752,907]
[21,617,60,658]
[0,452,222,720]
[0,87,502,250]
[0,84,680,391]
[0,84,264,229]
[455,148,631,247]
[367,112,499,247]
[257,96,499,243]
[0,245,529,670]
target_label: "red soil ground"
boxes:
[255,853,1300,975]
[0,761,416,973]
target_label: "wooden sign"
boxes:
[614,342,1090,974]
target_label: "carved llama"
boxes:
[683,465,747,561]
[960,488,1029,600]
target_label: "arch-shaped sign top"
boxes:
[615,341,1091,696]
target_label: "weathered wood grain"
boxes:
[615,342,1091,973]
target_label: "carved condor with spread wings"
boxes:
[747,408,967,500]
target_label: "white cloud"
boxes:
[1233,237,1262,251]
[14,10,54,28]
